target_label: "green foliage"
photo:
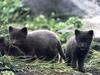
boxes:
[0,0,21,24]
[65,17,83,28]
[86,50,100,68]
[0,0,31,24]
[1,71,14,75]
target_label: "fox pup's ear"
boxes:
[20,27,27,36]
[9,26,13,33]
[88,30,94,36]
[75,29,80,35]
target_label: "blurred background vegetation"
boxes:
[0,0,84,43]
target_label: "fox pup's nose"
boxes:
[12,40,17,45]
[80,43,85,47]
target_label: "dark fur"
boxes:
[64,29,93,72]
[9,26,66,61]
[0,37,7,56]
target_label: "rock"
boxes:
[96,0,100,6]
[21,0,56,17]
[21,0,100,19]
[83,16,100,51]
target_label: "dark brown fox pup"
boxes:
[64,29,93,72]
[9,26,66,62]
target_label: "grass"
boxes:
[0,50,100,75]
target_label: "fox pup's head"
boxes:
[9,26,27,46]
[75,29,93,50]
